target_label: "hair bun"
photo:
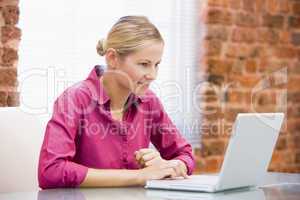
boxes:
[96,38,106,56]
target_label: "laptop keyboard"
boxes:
[171,175,219,185]
[150,175,219,186]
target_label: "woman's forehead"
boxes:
[129,42,164,60]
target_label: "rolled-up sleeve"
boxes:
[149,96,195,175]
[38,88,88,189]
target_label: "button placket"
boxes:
[120,123,129,165]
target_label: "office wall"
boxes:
[0,0,20,107]
[195,0,300,173]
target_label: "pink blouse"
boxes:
[38,65,195,189]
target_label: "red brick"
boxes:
[226,89,245,103]
[228,0,241,9]
[226,44,250,59]
[280,31,290,44]
[205,25,229,41]
[254,91,277,106]
[245,59,257,73]
[229,74,261,88]
[201,93,219,103]
[296,152,300,164]
[248,46,263,58]
[257,29,280,44]
[286,120,300,135]
[288,76,300,90]
[235,12,258,27]
[1,25,21,44]
[2,5,19,25]
[0,68,17,86]
[207,74,225,86]
[258,59,289,73]
[200,157,222,173]
[205,40,222,57]
[292,2,300,15]
[202,140,226,156]
[0,91,8,106]
[288,16,300,29]
[232,27,256,43]
[270,151,284,165]
[287,105,300,117]
[242,0,255,12]
[200,103,223,119]
[275,137,287,150]
[205,58,233,75]
[289,63,300,74]
[262,14,284,29]
[1,47,18,66]
[207,0,228,7]
[224,107,247,122]
[278,0,290,14]
[256,0,266,12]
[291,32,300,46]
[206,8,233,25]
[266,0,280,14]
[273,47,297,59]
[288,91,300,102]
[291,135,300,149]
[7,91,19,106]
[230,58,245,75]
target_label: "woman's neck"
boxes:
[100,73,130,113]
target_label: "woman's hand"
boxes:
[137,160,189,186]
[135,148,188,180]
[135,148,166,167]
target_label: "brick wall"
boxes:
[0,0,20,107]
[194,0,300,173]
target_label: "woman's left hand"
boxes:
[134,148,188,178]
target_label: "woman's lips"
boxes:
[137,81,150,88]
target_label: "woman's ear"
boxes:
[105,48,118,69]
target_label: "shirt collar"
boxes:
[85,65,149,105]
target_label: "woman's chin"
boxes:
[134,87,148,96]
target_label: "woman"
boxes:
[38,16,195,189]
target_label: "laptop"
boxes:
[146,187,264,200]
[145,113,284,192]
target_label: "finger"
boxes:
[163,168,176,179]
[145,157,161,167]
[169,168,177,179]
[179,165,189,179]
[138,159,145,167]
[177,160,189,178]
[172,165,182,177]
[139,148,155,155]
[135,149,154,161]
[142,151,159,162]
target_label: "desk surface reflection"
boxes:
[0,173,299,200]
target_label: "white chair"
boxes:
[0,107,45,192]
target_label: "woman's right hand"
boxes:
[137,161,186,186]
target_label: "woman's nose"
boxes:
[145,66,157,80]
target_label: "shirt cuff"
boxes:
[173,155,195,175]
[65,161,89,187]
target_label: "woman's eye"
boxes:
[140,63,148,67]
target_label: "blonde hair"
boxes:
[96,16,164,57]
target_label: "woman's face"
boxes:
[115,41,164,96]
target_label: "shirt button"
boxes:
[119,128,126,135]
